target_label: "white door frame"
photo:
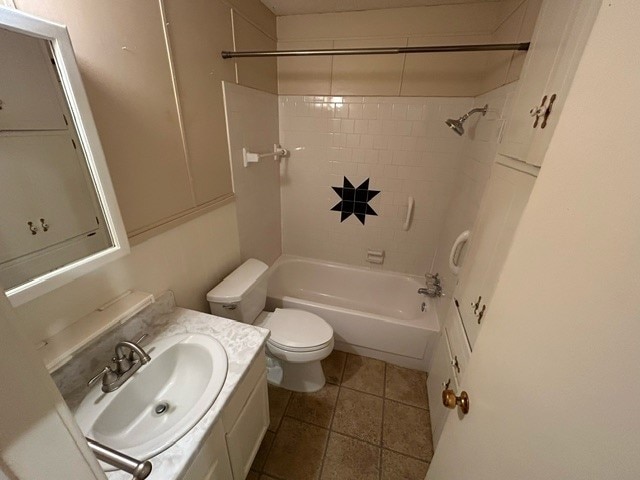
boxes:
[0,290,106,479]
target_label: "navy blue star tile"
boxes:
[331,177,380,225]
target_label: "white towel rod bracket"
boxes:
[243,144,289,168]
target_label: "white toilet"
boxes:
[207,258,334,393]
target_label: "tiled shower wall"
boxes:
[279,95,473,275]
[432,82,519,319]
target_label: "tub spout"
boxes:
[418,286,444,298]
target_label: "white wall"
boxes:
[431,81,519,319]
[277,0,541,97]
[279,94,472,274]
[223,82,282,265]
[12,203,241,344]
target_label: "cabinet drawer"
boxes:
[226,373,269,480]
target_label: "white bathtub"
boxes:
[265,255,440,371]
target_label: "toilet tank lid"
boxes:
[206,258,268,303]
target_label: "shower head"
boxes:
[445,118,465,136]
[445,104,489,136]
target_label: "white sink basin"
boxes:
[75,333,227,468]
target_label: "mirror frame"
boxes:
[0,7,129,306]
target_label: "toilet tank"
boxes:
[206,258,269,324]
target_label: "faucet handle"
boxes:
[126,333,150,363]
[426,272,441,285]
[88,365,117,388]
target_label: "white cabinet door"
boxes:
[0,27,67,131]
[0,132,100,263]
[455,163,536,349]
[225,374,269,480]
[445,305,470,383]
[182,421,233,480]
[427,327,457,448]
[526,1,601,167]
[499,0,600,166]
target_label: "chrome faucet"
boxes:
[418,273,444,298]
[88,334,151,393]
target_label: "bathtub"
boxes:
[265,255,440,371]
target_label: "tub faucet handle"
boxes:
[425,272,440,285]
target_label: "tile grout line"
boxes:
[260,388,294,479]
[254,430,276,477]
[281,412,429,463]
[317,354,347,479]
[379,362,388,480]
[340,383,430,411]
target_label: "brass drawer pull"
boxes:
[451,356,460,374]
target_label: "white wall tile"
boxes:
[280,94,472,275]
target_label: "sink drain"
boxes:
[154,402,169,416]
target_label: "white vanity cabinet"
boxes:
[499,0,600,167]
[182,352,269,480]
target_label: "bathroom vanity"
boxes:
[52,292,270,480]
[181,350,269,480]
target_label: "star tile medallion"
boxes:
[331,177,380,225]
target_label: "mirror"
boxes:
[0,8,129,306]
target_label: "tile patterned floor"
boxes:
[247,352,433,480]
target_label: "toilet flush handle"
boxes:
[222,304,237,310]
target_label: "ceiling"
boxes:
[260,0,501,16]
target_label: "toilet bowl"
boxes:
[206,258,334,392]
[255,309,334,392]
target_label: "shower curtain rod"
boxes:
[221,42,529,59]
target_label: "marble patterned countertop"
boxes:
[52,291,269,480]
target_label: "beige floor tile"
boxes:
[332,387,383,445]
[381,449,430,480]
[341,354,385,396]
[320,432,381,480]
[286,383,339,428]
[251,430,275,472]
[268,384,291,432]
[264,417,329,480]
[322,350,347,384]
[385,364,429,409]
[383,400,433,461]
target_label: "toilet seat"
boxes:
[268,337,333,353]
[266,337,335,365]
[257,308,333,352]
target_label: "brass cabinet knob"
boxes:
[442,388,470,415]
